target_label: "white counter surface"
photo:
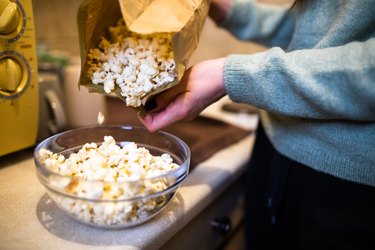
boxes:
[0,98,257,250]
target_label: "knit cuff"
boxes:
[223,52,268,107]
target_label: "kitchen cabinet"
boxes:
[162,174,246,250]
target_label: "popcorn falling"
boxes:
[97,111,105,125]
[87,19,177,107]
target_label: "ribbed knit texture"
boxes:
[221,0,375,186]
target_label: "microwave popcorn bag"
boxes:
[77,0,209,113]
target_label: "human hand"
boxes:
[209,0,232,23]
[139,58,227,132]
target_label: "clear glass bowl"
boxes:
[34,125,190,229]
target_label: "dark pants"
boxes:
[245,123,375,250]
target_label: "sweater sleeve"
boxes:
[224,38,375,121]
[219,0,296,49]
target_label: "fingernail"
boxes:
[145,99,157,111]
[136,106,147,118]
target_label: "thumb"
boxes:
[144,71,190,112]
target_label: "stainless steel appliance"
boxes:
[37,63,67,141]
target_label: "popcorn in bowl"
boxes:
[35,130,189,228]
[87,19,177,107]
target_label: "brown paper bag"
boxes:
[77,0,209,114]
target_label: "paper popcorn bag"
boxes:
[77,0,209,114]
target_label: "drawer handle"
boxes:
[211,217,232,235]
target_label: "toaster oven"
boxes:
[0,0,38,156]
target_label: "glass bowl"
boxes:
[34,125,190,229]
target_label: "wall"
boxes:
[33,0,292,61]
[33,0,86,57]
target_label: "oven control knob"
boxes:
[0,57,22,92]
[0,0,19,35]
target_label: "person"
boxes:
[139,0,375,249]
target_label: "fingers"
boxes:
[139,58,227,132]
[209,0,232,23]
[140,93,191,132]
[145,71,191,113]
[140,70,191,132]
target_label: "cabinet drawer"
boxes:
[162,174,246,250]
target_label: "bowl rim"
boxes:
[34,125,191,186]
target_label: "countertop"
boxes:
[0,97,257,250]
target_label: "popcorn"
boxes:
[38,136,180,226]
[87,19,177,107]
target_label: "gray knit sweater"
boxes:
[221,0,375,186]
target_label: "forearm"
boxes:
[219,0,296,48]
[224,38,375,121]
